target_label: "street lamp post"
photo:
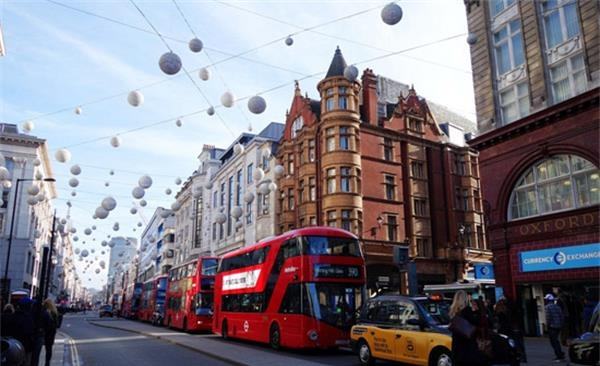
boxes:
[1,177,55,303]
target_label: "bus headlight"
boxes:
[308,330,318,342]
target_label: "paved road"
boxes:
[60,314,235,366]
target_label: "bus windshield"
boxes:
[301,236,361,257]
[306,283,363,329]
[202,259,218,276]
[194,293,214,316]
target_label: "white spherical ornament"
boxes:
[92,225,96,230]
[189,37,203,52]
[233,143,244,155]
[27,196,37,205]
[109,170,115,175]
[84,228,92,235]
[68,178,79,188]
[71,191,76,197]
[165,188,172,195]
[192,188,202,199]
[205,181,213,190]
[175,177,182,185]
[132,186,145,199]
[33,158,41,167]
[381,2,403,25]
[175,119,183,127]
[33,172,42,180]
[199,67,210,81]
[70,227,76,234]
[221,91,235,108]
[60,218,67,225]
[105,182,110,187]
[215,212,227,224]
[70,164,82,175]
[253,167,265,182]
[127,90,144,107]
[273,164,285,178]
[137,222,143,227]
[81,249,89,258]
[160,208,172,218]
[95,268,100,274]
[236,221,243,230]
[110,136,121,148]
[244,191,254,203]
[207,106,215,116]
[75,106,82,115]
[171,201,182,212]
[75,248,81,255]
[27,185,40,196]
[35,193,46,203]
[268,182,277,192]
[258,182,270,195]
[0,166,9,181]
[0,199,4,207]
[159,52,182,75]
[343,65,359,82]
[231,206,243,219]
[101,196,117,211]
[34,230,42,239]
[130,207,137,215]
[55,148,71,163]
[2,180,11,189]
[73,236,79,242]
[247,95,267,114]
[108,241,116,248]
[285,36,293,46]
[138,175,153,189]
[95,206,109,219]
[22,121,34,133]
[467,32,478,45]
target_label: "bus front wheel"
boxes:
[222,320,229,340]
[270,323,281,350]
[183,318,188,332]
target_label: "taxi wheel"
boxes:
[357,340,375,366]
[270,324,281,350]
[429,348,452,366]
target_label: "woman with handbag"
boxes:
[449,291,488,366]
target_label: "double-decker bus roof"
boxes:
[170,256,218,272]
[221,226,358,260]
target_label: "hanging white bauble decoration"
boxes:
[84,228,92,235]
[175,177,182,185]
[207,106,215,116]
[35,193,46,203]
[100,260,106,267]
[466,32,478,45]
[34,230,42,239]
[55,148,71,163]
[268,182,278,192]
[234,143,244,155]
[27,196,37,205]
[95,206,109,219]
[253,167,265,182]
[68,178,79,188]
[105,182,110,187]
[343,65,359,82]
[92,225,97,230]
[75,106,82,115]
[285,36,293,46]
[33,158,41,167]
[244,191,255,203]
[71,191,77,197]
[108,241,116,248]
[60,218,67,225]
[0,166,9,181]
[70,227,76,234]
[110,136,121,148]
[74,248,81,255]
[273,164,285,178]
[130,207,137,215]
[81,249,89,258]
[27,185,40,196]
[247,95,267,114]
[95,268,100,274]
[22,121,34,133]
[215,212,227,224]
[132,187,145,199]
[109,170,115,175]
[175,119,182,127]
[171,201,182,212]
[70,164,82,175]
[221,91,235,108]
[192,186,202,198]
[137,222,143,227]
[381,2,403,25]
[205,181,213,190]
[34,171,43,180]
[231,206,243,219]
[139,199,147,207]
[189,37,203,52]
[165,188,172,195]
[138,175,153,189]
[127,90,144,107]
[2,180,11,189]
[258,182,270,195]
[0,199,4,207]
[101,196,117,211]
[199,67,210,81]
[159,52,182,75]
[73,236,79,242]
[160,209,172,218]
[236,221,243,229]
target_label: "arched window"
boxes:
[509,155,599,220]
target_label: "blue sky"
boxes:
[1,0,474,289]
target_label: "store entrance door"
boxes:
[517,285,540,336]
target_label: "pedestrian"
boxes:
[556,290,571,346]
[544,293,565,361]
[42,299,59,366]
[30,300,49,366]
[9,298,36,366]
[449,291,486,366]
[473,298,493,363]
[494,298,512,336]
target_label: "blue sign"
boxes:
[520,243,600,272]
[495,287,504,300]
[474,263,495,280]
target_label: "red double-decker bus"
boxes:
[213,227,366,349]
[165,257,217,332]
[138,275,168,325]
[121,282,143,319]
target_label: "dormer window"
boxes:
[291,116,303,138]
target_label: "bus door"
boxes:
[278,283,309,346]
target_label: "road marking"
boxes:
[72,336,147,345]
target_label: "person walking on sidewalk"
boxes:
[42,299,59,366]
[449,291,487,366]
[545,294,565,362]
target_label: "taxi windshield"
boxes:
[416,298,451,325]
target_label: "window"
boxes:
[246,201,253,224]
[327,168,336,194]
[308,139,316,162]
[309,177,316,201]
[228,176,234,235]
[509,155,599,220]
[414,198,428,217]
[493,19,525,76]
[408,118,424,133]
[299,142,304,165]
[262,154,270,170]
[387,215,398,241]
[327,211,337,227]
[298,180,304,204]
[474,189,481,211]
[212,223,217,240]
[341,167,351,192]
[279,283,310,314]
[550,53,587,103]
[291,116,304,138]
[338,88,348,110]
[341,210,352,231]
[411,161,424,178]
[247,163,253,184]
[236,170,242,205]
[326,98,335,112]
[541,0,580,49]
[454,154,466,176]
[220,182,225,206]
[384,175,395,200]
[489,0,515,18]
[326,128,335,152]
[417,238,432,258]
[340,127,350,150]
[383,138,393,161]
[499,82,530,123]
[462,189,469,211]
[377,103,387,120]
[288,188,295,210]
[309,216,317,226]
[288,154,294,175]
[463,225,473,247]
[213,191,218,207]
[476,225,485,249]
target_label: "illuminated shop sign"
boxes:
[520,243,600,272]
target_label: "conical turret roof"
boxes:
[325,46,347,78]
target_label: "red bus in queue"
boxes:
[213,227,366,350]
[121,282,143,319]
[165,257,218,332]
[138,275,168,325]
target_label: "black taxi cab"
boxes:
[350,295,452,366]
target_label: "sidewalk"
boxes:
[523,336,569,366]
[39,332,66,366]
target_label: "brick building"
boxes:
[276,48,492,294]
[465,0,599,336]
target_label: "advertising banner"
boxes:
[520,243,600,272]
